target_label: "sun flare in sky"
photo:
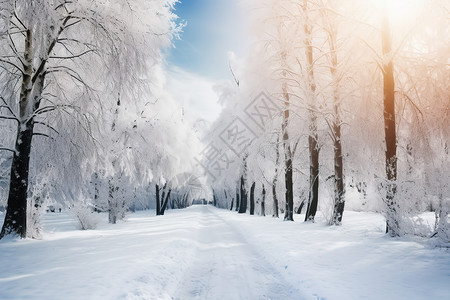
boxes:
[371,0,426,27]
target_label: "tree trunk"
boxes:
[272,136,280,218]
[155,184,161,215]
[249,182,256,215]
[381,4,399,236]
[160,184,166,210]
[282,81,294,221]
[108,179,117,224]
[212,189,217,207]
[305,137,319,222]
[119,175,126,221]
[284,155,294,221]
[303,2,320,222]
[94,172,100,201]
[238,175,247,214]
[261,184,266,217]
[160,189,171,215]
[332,118,345,225]
[235,186,240,212]
[29,190,42,238]
[0,122,34,238]
[326,20,346,225]
[223,189,228,209]
[1,29,37,239]
[296,200,305,214]
[272,182,279,218]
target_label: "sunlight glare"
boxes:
[386,0,424,26]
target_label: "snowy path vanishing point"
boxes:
[173,206,303,300]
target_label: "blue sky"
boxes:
[165,0,251,125]
[167,0,249,80]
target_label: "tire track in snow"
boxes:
[172,206,304,300]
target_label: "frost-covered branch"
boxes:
[33,132,55,140]
[50,49,96,60]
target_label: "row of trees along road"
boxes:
[208,0,449,240]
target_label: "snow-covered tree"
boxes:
[0,0,180,238]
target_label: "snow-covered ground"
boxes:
[0,206,449,300]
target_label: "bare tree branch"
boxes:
[0,115,19,122]
[0,96,18,119]
[228,61,239,87]
[32,14,75,84]
[34,121,60,135]
[49,49,95,60]
[0,58,23,74]
[0,147,15,154]
[33,132,55,140]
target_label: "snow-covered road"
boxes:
[1,206,449,300]
[173,206,301,300]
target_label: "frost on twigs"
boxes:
[69,200,98,230]
[430,200,450,247]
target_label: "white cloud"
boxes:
[166,66,224,127]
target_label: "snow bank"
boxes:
[0,207,449,300]
[212,209,450,299]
